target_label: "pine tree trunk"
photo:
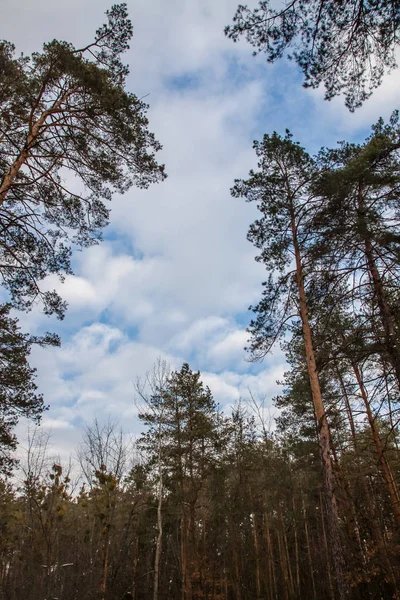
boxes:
[153,461,163,600]
[357,185,400,386]
[328,374,368,572]
[383,362,398,444]
[200,495,207,598]
[302,495,317,600]
[248,486,261,600]
[131,535,139,600]
[352,361,400,526]
[252,512,261,600]
[100,531,110,600]
[336,366,357,445]
[181,510,193,600]
[181,515,190,600]
[263,510,277,600]
[229,517,242,600]
[292,497,300,596]
[279,504,295,598]
[290,204,349,600]
[277,523,289,600]
[319,492,335,600]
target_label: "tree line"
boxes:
[0,360,399,600]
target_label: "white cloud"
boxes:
[26,321,284,460]
[207,329,249,368]
[41,418,73,430]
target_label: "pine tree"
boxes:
[225,0,400,110]
[0,4,165,318]
[138,363,220,600]
[0,304,57,474]
[312,111,400,390]
[231,131,349,599]
[135,359,170,600]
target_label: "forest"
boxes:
[1,0,400,599]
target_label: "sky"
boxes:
[1,0,400,463]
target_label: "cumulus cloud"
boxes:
[25,321,283,466]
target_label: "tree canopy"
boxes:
[225,0,400,110]
[0,3,166,318]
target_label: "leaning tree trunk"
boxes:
[290,204,349,600]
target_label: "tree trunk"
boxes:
[229,517,242,600]
[290,204,349,600]
[357,185,400,386]
[100,531,110,600]
[153,462,163,600]
[352,361,400,526]
[336,366,357,446]
[292,497,300,596]
[319,492,335,600]
[302,495,317,600]
[279,504,295,599]
[264,510,277,600]
[248,485,261,600]
[277,515,290,600]
[181,515,187,600]
[0,89,75,205]
[252,512,261,600]
[131,535,139,600]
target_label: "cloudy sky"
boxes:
[2,0,400,461]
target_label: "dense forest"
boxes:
[1,0,400,599]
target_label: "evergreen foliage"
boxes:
[0,304,57,474]
[0,4,165,318]
[225,0,400,110]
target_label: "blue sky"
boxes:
[2,0,400,461]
